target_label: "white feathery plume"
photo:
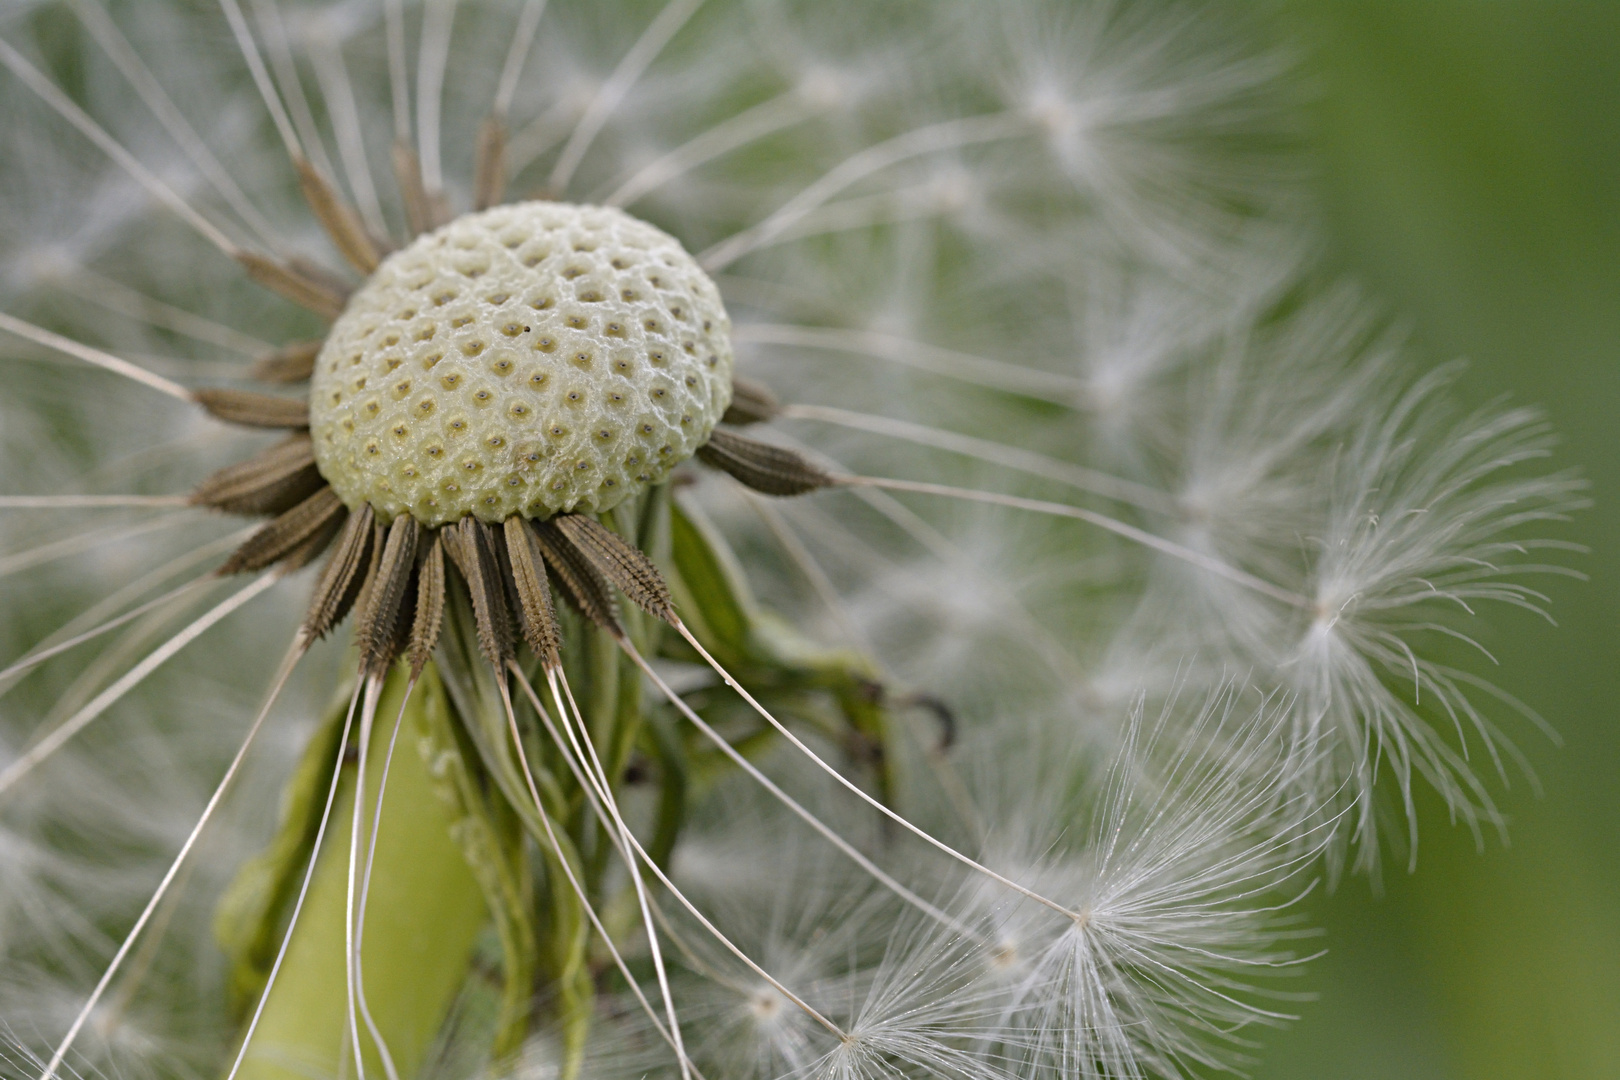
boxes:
[949,687,1328,1079]
[976,1,1306,287]
[1282,365,1585,874]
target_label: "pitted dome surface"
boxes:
[310,202,733,524]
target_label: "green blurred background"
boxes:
[1257,3,1620,1077]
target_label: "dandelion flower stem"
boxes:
[233,667,488,1080]
[533,653,851,1043]
[348,676,405,1080]
[520,670,694,1080]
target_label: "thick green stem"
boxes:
[231,668,489,1080]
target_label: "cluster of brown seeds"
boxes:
[300,502,668,682]
[187,382,836,677]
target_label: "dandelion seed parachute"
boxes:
[0,0,1578,1077]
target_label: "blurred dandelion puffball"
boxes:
[311,202,734,524]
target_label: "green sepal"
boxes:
[662,496,898,802]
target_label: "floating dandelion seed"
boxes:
[0,2,1580,1079]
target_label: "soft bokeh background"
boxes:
[1259,3,1620,1077]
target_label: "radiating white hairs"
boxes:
[0,0,1577,1077]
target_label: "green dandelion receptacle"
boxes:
[311,202,734,525]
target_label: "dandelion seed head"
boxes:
[0,0,1584,1075]
[310,201,733,523]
